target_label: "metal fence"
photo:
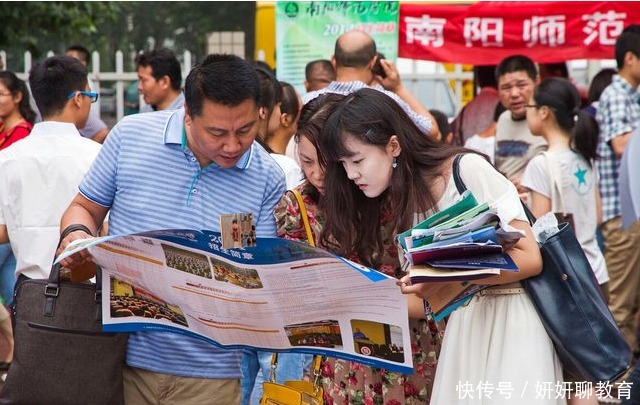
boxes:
[1,50,193,123]
[1,49,484,124]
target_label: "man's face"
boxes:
[498,71,536,120]
[185,98,260,168]
[137,65,166,107]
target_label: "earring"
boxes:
[392,157,398,169]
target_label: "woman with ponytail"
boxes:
[521,78,608,404]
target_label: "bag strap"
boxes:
[269,353,323,391]
[541,151,565,213]
[453,153,537,226]
[289,189,315,247]
[268,190,321,389]
[452,153,466,195]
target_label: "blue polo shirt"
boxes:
[79,108,286,378]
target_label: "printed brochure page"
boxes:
[56,229,413,373]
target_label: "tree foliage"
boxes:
[0,2,255,72]
[0,2,119,56]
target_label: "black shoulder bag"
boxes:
[452,153,631,383]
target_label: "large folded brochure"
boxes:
[56,229,413,373]
[397,191,523,320]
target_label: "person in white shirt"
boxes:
[0,55,101,285]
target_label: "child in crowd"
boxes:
[320,88,563,404]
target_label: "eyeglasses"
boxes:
[524,104,540,109]
[67,90,99,103]
[0,92,13,97]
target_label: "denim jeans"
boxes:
[0,244,16,306]
[622,356,640,404]
[240,350,312,405]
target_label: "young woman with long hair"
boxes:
[319,88,564,404]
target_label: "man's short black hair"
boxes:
[615,25,640,69]
[135,48,182,91]
[29,55,88,118]
[66,44,90,65]
[495,55,537,83]
[184,54,260,117]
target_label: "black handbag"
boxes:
[0,264,129,405]
[452,153,631,383]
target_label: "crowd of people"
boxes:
[0,21,639,405]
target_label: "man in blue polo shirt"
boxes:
[58,54,286,404]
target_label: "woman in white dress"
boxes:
[318,88,564,405]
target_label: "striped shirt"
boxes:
[302,81,432,135]
[79,108,286,378]
[595,75,640,222]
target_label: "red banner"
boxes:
[399,2,640,64]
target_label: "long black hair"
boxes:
[318,88,467,267]
[533,77,599,166]
[0,71,36,125]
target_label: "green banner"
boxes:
[276,1,400,94]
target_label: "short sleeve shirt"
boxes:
[595,75,640,222]
[521,151,608,284]
[79,108,286,379]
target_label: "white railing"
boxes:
[1,50,193,122]
[8,49,604,124]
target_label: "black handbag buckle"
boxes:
[44,283,59,297]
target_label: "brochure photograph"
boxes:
[56,228,413,373]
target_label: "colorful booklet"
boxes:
[409,264,501,283]
[398,190,523,318]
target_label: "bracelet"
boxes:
[60,224,94,242]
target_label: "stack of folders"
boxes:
[397,190,523,319]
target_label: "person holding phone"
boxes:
[301,30,439,139]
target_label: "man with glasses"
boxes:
[494,55,547,195]
[66,44,110,144]
[0,56,101,292]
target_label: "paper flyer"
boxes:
[57,229,413,373]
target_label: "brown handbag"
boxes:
[0,264,128,405]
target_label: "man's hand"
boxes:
[57,228,94,270]
[375,59,402,93]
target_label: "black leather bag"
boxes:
[452,153,631,383]
[521,219,631,382]
[0,264,128,405]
